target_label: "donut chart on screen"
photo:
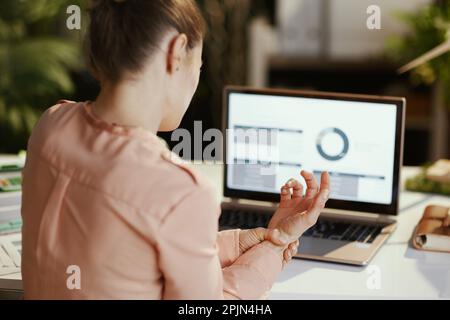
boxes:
[316,128,350,161]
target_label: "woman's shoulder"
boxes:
[134,150,219,220]
[159,150,211,187]
[43,100,80,117]
[28,100,219,222]
[31,100,81,133]
[86,136,219,222]
[27,100,82,150]
[152,155,221,226]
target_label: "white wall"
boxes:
[329,0,431,59]
[276,0,431,58]
[277,0,323,56]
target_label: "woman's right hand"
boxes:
[262,172,329,267]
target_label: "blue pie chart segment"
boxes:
[316,128,349,161]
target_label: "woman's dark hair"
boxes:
[88,0,206,82]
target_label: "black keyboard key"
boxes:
[219,209,272,230]
[341,224,357,241]
[348,225,362,241]
[356,226,371,242]
[331,222,351,240]
[367,226,383,243]
[322,222,337,239]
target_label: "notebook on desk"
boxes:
[413,205,450,253]
[219,86,406,266]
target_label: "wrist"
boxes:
[238,230,245,255]
[238,229,254,255]
[238,228,268,255]
[260,240,285,254]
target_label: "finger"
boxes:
[288,242,298,256]
[287,179,303,199]
[283,250,289,262]
[301,171,319,199]
[285,244,295,256]
[291,240,299,256]
[291,245,297,257]
[288,245,295,256]
[302,188,330,227]
[280,185,291,202]
[320,171,331,194]
[284,249,292,262]
[444,216,450,227]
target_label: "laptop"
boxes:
[219,86,406,266]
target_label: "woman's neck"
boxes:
[92,78,164,134]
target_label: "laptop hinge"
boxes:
[229,198,239,204]
[225,197,277,208]
[323,208,397,224]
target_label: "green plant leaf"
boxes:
[386,2,450,107]
[1,38,80,105]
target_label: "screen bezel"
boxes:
[223,86,406,216]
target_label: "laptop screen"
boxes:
[224,89,404,214]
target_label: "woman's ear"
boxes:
[166,34,188,74]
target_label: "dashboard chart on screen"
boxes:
[226,92,398,205]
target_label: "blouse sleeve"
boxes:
[156,185,283,300]
[217,230,240,268]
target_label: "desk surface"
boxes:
[1,162,450,299]
[192,164,450,300]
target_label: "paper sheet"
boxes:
[0,233,21,275]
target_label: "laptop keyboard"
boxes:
[219,208,384,244]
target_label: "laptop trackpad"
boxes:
[298,237,351,256]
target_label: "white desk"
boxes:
[1,162,450,300]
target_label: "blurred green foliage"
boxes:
[0,0,85,152]
[406,165,450,195]
[0,0,272,153]
[387,1,450,105]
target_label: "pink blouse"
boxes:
[21,101,283,300]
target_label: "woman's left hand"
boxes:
[239,228,299,266]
